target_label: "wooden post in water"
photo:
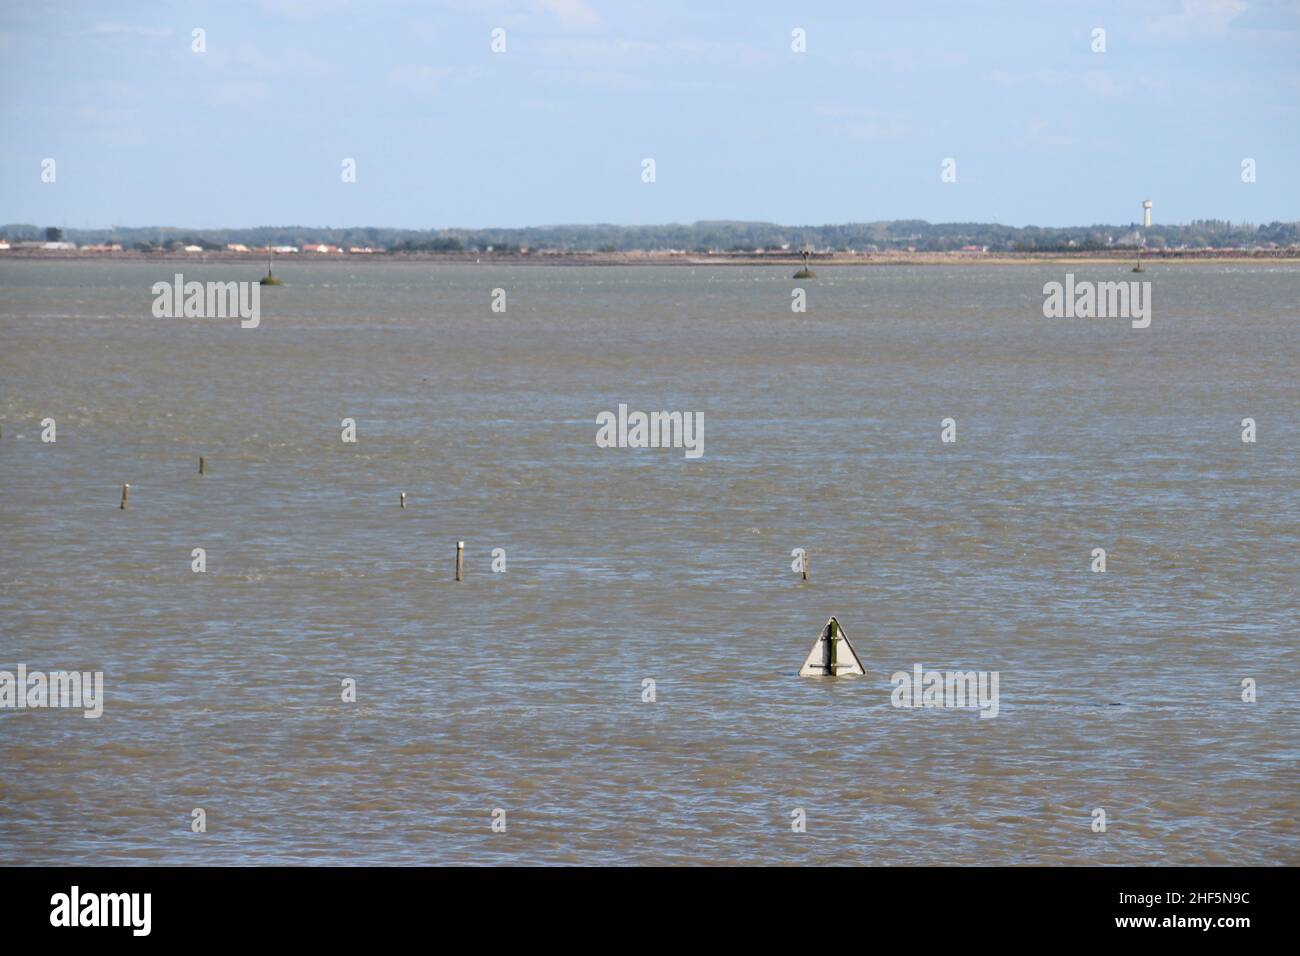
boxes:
[400,492,407,509]
[801,549,809,581]
[199,456,205,475]
[455,540,464,581]
[120,483,130,509]
[827,617,838,675]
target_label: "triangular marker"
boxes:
[799,616,865,677]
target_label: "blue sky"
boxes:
[2,0,1298,229]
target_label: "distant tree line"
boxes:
[3,219,1297,253]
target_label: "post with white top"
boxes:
[456,541,464,582]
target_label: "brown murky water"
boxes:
[1,259,1296,864]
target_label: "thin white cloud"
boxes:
[534,0,601,29]
[844,48,970,73]
[532,67,641,89]
[234,43,331,77]
[258,0,351,18]
[437,0,601,31]
[1145,0,1250,40]
[1013,118,1077,151]
[204,79,272,108]
[815,105,916,142]
[530,36,772,69]
[388,64,457,92]
[90,23,174,38]
[991,70,1138,98]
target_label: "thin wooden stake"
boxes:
[120,483,130,509]
[199,456,205,475]
[801,548,809,581]
[400,492,407,509]
[455,541,464,581]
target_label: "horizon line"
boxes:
[8,216,1298,233]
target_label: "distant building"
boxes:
[0,241,10,251]
[303,243,342,254]
[271,246,299,254]
[43,241,77,250]
[226,243,250,253]
[183,244,204,253]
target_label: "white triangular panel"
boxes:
[799,617,865,677]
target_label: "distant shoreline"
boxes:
[3,248,1298,266]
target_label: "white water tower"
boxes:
[1142,199,1153,228]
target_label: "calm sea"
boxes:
[1,259,1296,864]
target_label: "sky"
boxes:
[1,0,1298,230]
